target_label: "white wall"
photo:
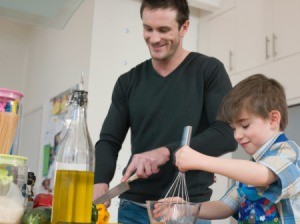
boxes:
[0,0,95,201]
[0,18,30,92]
[23,0,95,114]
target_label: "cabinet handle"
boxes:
[265,36,270,60]
[229,50,233,71]
[272,33,277,58]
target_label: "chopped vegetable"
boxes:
[22,206,51,224]
[92,203,98,224]
[33,193,53,208]
[96,204,110,224]
[23,202,102,224]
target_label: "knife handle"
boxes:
[127,173,138,183]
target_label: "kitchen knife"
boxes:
[93,173,138,204]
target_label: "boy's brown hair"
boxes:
[217,74,288,131]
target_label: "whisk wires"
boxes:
[164,171,190,202]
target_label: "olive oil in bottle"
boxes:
[51,80,95,224]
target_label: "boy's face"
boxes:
[230,110,279,155]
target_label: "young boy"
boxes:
[168,74,300,223]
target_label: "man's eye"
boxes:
[159,28,170,33]
[144,28,152,32]
[143,25,152,31]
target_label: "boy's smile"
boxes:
[231,111,279,155]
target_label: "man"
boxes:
[93,0,237,223]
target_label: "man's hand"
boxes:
[93,183,110,207]
[121,147,170,182]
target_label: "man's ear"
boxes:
[269,110,281,130]
[180,20,189,37]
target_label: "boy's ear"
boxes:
[269,110,281,130]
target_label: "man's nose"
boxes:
[149,31,161,43]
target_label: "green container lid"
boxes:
[0,154,28,166]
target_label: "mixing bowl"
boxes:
[146,200,201,224]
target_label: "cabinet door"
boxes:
[232,53,300,105]
[272,0,300,60]
[207,9,236,74]
[235,0,272,72]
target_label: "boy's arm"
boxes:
[176,146,278,187]
[199,201,235,220]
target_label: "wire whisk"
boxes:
[147,126,202,223]
[164,171,189,202]
[164,126,192,202]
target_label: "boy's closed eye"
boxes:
[241,124,250,129]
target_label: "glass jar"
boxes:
[0,154,28,224]
[0,88,23,155]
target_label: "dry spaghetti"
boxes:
[0,112,19,154]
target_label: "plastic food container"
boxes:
[0,88,23,154]
[0,154,28,224]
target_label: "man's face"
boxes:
[142,8,186,62]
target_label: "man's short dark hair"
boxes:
[140,0,190,29]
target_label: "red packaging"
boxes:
[33,193,53,208]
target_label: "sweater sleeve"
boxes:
[166,58,237,156]
[94,76,130,184]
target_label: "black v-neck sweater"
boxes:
[95,52,237,203]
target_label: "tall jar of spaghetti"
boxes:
[0,88,23,155]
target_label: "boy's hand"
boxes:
[175,146,202,172]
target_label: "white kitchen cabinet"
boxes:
[197,0,237,74]
[231,53,300,106]
[235,0,300,73]
[235,0,271,72]
[207,8,236,74]
[272,0,300,61]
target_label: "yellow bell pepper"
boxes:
[96,204,110,224]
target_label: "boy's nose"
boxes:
[234,131,243,141]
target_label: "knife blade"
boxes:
[93,173,138,204]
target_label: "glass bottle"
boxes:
[26,171,36,212]
[51,88,95,224]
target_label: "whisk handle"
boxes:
[180,126,192,146]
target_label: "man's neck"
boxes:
[152,50,190,77]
